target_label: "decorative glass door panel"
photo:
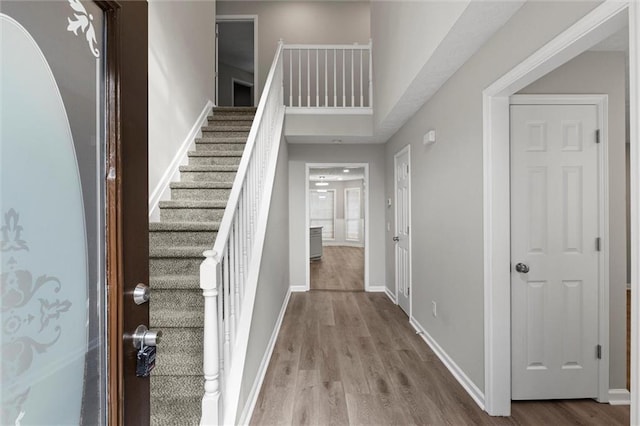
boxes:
[1,1,106,424]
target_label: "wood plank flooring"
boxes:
[310,246,364,291]
[251,291,630,425]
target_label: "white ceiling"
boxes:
[217,21,254,74]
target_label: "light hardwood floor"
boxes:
[250,291,630,425]
[310,246,364,291]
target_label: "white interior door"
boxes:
[510,103,601,400]
[394,146,411,315]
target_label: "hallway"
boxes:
[250,291,630,425]
[310,246,364,291]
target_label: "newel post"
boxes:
[200,249,221,425]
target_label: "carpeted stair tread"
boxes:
[213,106,257,112]
[195,136,247,143]
[188,150,243,157]
[151,289,202,326]
[179,165,239,172]
[151,375,203,397]
[201,125,251,132]
[150,275,199,290]
[170,181,233,189]
[209,115,254,121]
[151,325,203,355]
[159,200,227,209]
[149,246,209,259]
[151,396,200,426]
[149,221,220,231]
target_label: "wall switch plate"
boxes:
[423,130,436,146]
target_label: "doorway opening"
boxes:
[483,2,638,417]
[305,164,369,291]
[216,15,258,107]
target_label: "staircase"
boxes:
[149,107,256,426]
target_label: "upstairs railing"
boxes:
[199,41,285,425]
[283,41,372,108]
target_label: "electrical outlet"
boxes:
[432,301,437,318]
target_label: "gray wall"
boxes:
[289,144,385,288]
[217,1,370,99]
[149,1,216,200]
[370,0,469,127]
[239,138,290,421]
[518,50,628,389]
[383,1,603,391]
[218,62,255,107]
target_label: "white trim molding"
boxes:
[482,1,631,416]
[384,287,397,304]
[410,317,485,410]
[609,389,631,406]
[149,100,214,222]
[238,289,292,425]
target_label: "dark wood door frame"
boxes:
[99,1,149,425]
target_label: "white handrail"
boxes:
[200,40,285,425]
[283,41,372,108]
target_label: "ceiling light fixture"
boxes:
[315,182,329,186]
[316,189,328,193]
[343,169,350,173]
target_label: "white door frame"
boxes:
[216,15,259,106]
[393,145,412,316]
[509,93,609,402]
[482,0,639,417]
[305,163,370,291]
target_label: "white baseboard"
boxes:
[290,285,308,292]
[384,287,397,304]
[367,285,387,292]
[322,241,365,248]
[148,100,214,222]
[238,289,292,425]
[410,316,485,410]
[608,389,631,405]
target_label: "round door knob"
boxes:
[132,325,163,349]
[515,263,530,273]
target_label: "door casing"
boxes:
[509,94,609,400]
[482,1,637,416]
[393,145,412,317]
[304,163,370,291]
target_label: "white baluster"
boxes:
[351,46,355,107]
[368,39,373,108]
[298,50,301,107]
[360,48,364,107]
[222,246,231,382]
[325,49,328,107]
[342,49,347,107]
[200,250,220,425]
[333,49,338,108]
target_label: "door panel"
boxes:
[0,2,107,423]
[510,104,600,400]
[0,2,149,425]
[394,147,411,315]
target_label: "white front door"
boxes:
[510,102,601,399]
[394,146,411,315]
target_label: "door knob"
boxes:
[132,325,162,349]
[515,263,530,273]
[133,283,150,305]
[392,236,400,242]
